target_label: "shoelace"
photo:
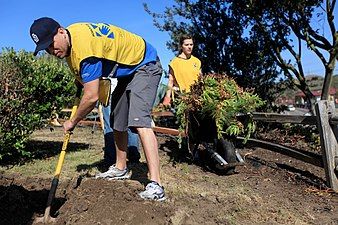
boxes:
[109,165,127,172]
[147,183,163,193]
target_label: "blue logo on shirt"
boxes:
[90,23,114,39]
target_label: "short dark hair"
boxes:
[179,34,193,46]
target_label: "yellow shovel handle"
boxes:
[43,88,82,222]
[53,103,78,177]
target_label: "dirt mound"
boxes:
[57,179,173,225]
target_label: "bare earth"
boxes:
[0,126,337,225]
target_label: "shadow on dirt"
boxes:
[0,141,90,167]
[276,162,328,188]
[247,155,328,188]
[76,160,109,173]
[159,137,240,176]
[0,184,66,225]
[159,137,192,165]
[76,161,150,185]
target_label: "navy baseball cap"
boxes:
[30,17,60,55]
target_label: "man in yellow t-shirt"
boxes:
[163,35,202,105]
[30,17,165,201]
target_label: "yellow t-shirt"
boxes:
[66,23,146,80]
[169,55,201,92]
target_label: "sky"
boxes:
[0,0,175,70]
[0,0,337,76]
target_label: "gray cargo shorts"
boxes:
[110,60,162,131]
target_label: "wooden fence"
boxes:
[239,100,338,191]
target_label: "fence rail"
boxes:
[246,101,337,191]
[249,112,317,125]
[236,137,323,168]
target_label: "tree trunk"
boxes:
[321,37,338,100]
[321,67,334,100]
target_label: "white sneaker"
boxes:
[139,181,166,201]
[95,165,130,180]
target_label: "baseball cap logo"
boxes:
[32,33,39,43]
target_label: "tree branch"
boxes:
[305,26,331,49]
[296,37,306,81]
[274,45,299,79]
[303,30,328,66]
[288,19,330,50]
[185,1,206,40]
[326,0,337,40]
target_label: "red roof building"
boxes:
[295,88,337,105]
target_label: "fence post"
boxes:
[315,100,338,191]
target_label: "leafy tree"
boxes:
[144,0,285,107]
[145,0,337,111]
[232,0,337,111]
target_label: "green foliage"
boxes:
[145,0,337,109]
[144,0,284,106]
[232,0,337,106]
[0,48,75,160]
[176,74,265,143]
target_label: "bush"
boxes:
[0,48,75,160]
[175,74,265,143]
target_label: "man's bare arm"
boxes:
[63,79,99,132]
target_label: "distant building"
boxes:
[295,88,337,107]
[276,88,337,108]
[275,96,295,105]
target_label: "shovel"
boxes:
[35,88,82,223]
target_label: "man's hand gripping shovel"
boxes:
[34,88,82,223]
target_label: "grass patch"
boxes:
[0,126,105,178]
[0,149,102,179]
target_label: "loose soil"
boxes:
[0,126,337,225]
